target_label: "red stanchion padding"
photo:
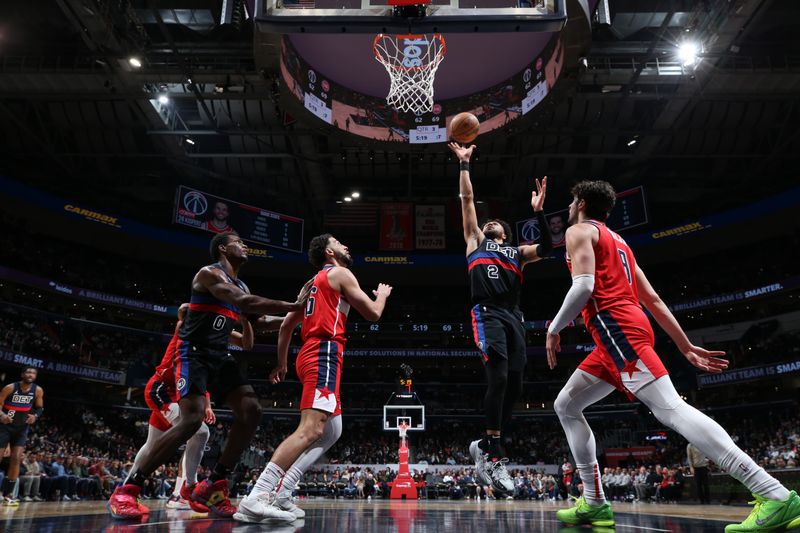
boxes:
[390,427,418,500]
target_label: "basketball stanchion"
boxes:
[390,422,418,500]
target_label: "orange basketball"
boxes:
[448,112,480,144]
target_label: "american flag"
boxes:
[325,202,378,227]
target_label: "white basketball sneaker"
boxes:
[488,458,515,494]
[275,495,305,519]
[165,494,191,510]
[469,439,492,486]
[233,492,296,523]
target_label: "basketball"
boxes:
[448,112,480,144]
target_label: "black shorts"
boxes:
[175,344,250,403]
[0,423,29,448]
[470,304,527,371]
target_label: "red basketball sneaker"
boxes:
[107,484,144,520]
[182,481,209,513]
[191,478,237,517]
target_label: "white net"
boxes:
[373,33,446,115]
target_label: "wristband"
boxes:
[459,161,470,172]
[32,407,43,418]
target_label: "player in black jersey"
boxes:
[0,366,44,506]
[109,232,311,520]
[448,142,552,493]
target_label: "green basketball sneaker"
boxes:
[556,495,615,527]
[725,491,800,532]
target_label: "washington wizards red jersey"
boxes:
[467,238,523,309]
[153,324,181,386]
[301,266,350,344]
[567,220,641,323]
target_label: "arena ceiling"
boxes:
[1,0,799,250]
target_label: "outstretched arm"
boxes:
[520,177,552,266]
[197,268,308,315]
[330,268,392,322]
[635,265,728,373]
[546,224,597,369]
[448,142,483,255]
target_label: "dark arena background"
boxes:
[1,0,799,531]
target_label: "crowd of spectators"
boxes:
[1,399,797,504]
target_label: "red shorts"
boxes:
[579,305,668,397]
[144,376,178,431]
[296,338,343,417]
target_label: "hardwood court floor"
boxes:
[0,497,752,532]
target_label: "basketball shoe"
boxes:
[181,481,208,513]
[556,495,615,527]
[165,493,191,510]
[274,494,306,519]
[486,458,514,493]
[107,484,144,520]
[725,491,800,532]
[469,440,492,486]
[233,491,296,523]
[190,478,236,517]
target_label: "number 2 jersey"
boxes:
[179,262,248,357]
[467,238,523,310]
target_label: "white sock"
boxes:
[251,462,285,498]
[182,423,209,485]
[637,376,790,501]
[554,370,615,505]
[577,463,604,505]
[277,416,343,500]
[173,476,184,497]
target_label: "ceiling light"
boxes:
[344,197,352,202]
[678,42,699,66]
[351,192,360,198]
[627,139,637,146]
[185,138,195,145]
[158,94,169,105]
[128,57,142,68]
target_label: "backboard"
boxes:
[256,0,570,34]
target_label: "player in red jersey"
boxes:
[234,234,392,524]
[109,232,309,520]
[545,181,800,531]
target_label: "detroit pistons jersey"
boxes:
[301,265,350,344]
[567,220,641,324]
[2,382,37,427]
[467,238,523,309]
[179,263,248,356]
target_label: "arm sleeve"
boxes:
[547,274,595,335]
[535,211,553,258]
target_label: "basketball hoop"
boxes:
[373,33,446,115]
[398,422,409,443]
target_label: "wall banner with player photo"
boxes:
[379,203,414,251]
[516,186,648,246]
[516,208,568,248]
[173,186,304,253]
[415,205,446,250]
